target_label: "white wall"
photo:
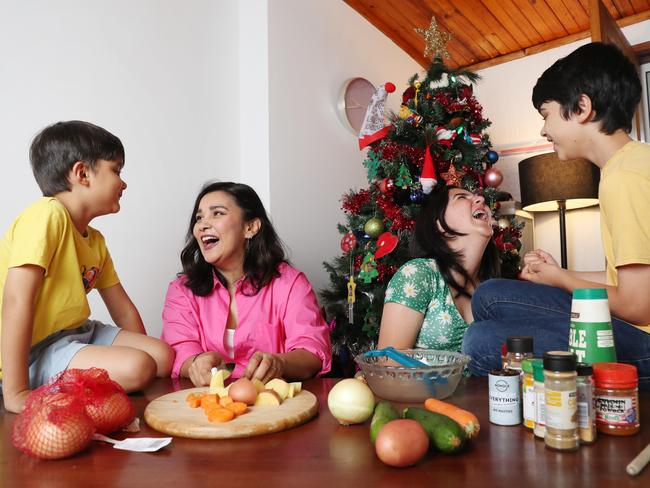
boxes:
[0,0,241,338]
[474,20,650,271]
[267,1,420,291]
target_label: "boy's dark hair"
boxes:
[532,42,641,135]
[410,185,500,299]
[30,121,125,196]
[180,181,287,297]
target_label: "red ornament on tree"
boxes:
[340,231,357,253]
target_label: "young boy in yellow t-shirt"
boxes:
[463,43,650,388]
[0,121,173,413]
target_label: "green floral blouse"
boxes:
[384,258,467,352]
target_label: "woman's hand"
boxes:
[520,261,565,288]
[244,351,286,383]
[187,351,225,387]
[524,249,559,268]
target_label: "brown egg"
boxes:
[227,378,259,405]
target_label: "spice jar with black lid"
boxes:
[543,351,579,451]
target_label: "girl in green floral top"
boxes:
[378,186,500,353]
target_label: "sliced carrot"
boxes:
[200,393,219,409]
[207,407,235,423]
[424,397,480,439]
[225,401,248,416]
[185,393,203,408]
[218,396,234,407]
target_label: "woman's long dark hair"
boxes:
[410,185,500,299]
[180,181,286,296]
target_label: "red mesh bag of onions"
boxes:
[12,368,135,460]
[12,386,95,460]
[54,368,135,435]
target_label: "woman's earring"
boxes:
[245,237,251,253]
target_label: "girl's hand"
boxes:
[188,351,225,387]
[244,351,285,383]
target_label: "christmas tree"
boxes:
[321,42,522,375]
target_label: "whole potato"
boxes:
[375,419,429,467]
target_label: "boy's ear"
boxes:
[245,218,262,239]
[70,161,91,186]
[575,94,595,123]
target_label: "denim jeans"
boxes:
[461,278,650,390]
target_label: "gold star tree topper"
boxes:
[415,16,453,59]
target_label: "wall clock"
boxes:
[338,77,375,135]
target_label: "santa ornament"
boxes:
[419,145,437,194]
[358,82,396,149]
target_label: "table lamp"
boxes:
[518,152,600,269]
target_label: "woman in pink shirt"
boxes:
[162,182,331,386]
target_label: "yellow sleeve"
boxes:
[7,200,66,273]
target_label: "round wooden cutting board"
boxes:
[144,387,318,439]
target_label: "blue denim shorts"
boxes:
[21,320,121,389]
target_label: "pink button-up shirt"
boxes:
[161,263,332,379]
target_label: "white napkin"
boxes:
[93,433,172,452]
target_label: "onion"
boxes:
[327,378,375,425]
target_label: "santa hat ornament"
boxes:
[419,145,437,194]
[358,82,396,150]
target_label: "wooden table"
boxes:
[1,377,649,487]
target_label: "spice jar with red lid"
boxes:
[593,362,640,436]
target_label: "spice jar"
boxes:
[504,336,534,373]
[543,351,578,451]
[489,368,522,426]
[532,359,545,439]
[521,359,535,430]
[593,362,640,436]
[576,363,596,444]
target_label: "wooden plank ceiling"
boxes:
[344,0,650,70]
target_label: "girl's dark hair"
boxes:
[410,185,500,298]
[180,181,286,296]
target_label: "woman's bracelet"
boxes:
[192,352,204,363]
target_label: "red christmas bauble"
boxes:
[378,178,394,194]
[484,166,503,188]
[340,231,357,253]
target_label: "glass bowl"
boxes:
[354,349,470,402]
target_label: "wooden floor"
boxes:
[1,376,649,487]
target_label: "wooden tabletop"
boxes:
[1,377,649,487]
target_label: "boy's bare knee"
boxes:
[116,351,157,392]
[153,341,174,378]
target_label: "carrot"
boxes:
[225,401,248,416]
[207,407,235,423]
[219,396,234,407]
[185,393,203,408]
[200,394,219,410]
[424,398,480,439]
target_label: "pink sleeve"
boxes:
[161,279,205,378]
[282,272,332,376]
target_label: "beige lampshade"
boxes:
[518,152,600,212]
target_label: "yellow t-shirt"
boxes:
[0,198,120,376]
[599,140,650,332]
